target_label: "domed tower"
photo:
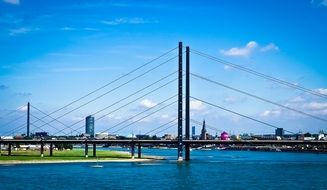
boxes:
[220,131,229,141]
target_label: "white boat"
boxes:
[90,158,104,168]
[91,164,104,168]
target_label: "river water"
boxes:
[1,148,327,190]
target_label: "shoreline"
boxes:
[0,157,163,165]
[223,147,327,154]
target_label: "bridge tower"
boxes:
[185,46,191,161]
[177,42,183,161]
[27,102,30,137]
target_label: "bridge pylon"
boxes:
[177,42,183,161]
[185,46,190,161]
[27,102,30,137]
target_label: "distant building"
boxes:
[192,126,196,139]
[318,130,326,140]
[192,135,201,140]
[136,134,150,139]
[162,134,176,140]
[200,120,207,140]
[296,133,304,140]
[304,132,315,141]
[95,133,117,140]
[35,132,49,137]
[275,128,284,138]
[13,135,25,139]
[230,134,240,140]
[107,134,117,139]
[85,115,95,138]
[253,134,277,140]
[239,133,254,140]
[95,132,108,139]
[0,136,14,140]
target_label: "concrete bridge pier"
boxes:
[40,143,44,157]
[93,143,96,157]
[85,142,88,158]
[131,143,135,159]
[8,143,11,156]
[50,143,53,156]
[138,143,141,159]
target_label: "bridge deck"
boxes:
[0,139,326,145]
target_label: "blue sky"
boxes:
[0,0,327,136]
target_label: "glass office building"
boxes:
[85,115,95,138]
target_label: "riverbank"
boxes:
[224,146,327,153]
[0,149,164,164]
[0,158,160,165]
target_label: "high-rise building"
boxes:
[85,115,95,138]
[275,128,284,138]
[192,126,196,139]
[200,120,207,140]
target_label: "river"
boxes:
[1,148,327,189]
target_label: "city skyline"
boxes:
[1,0,327,136]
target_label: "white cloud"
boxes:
[311,0,327,7]
[289,96,305,103]
[70,116,85,121]
[159,114,175,121]
[260,43,279,52]
[139,99,157,109]
[322,0,327,6]
[61,27,76,31]
[3,0,19,5]
[83,27,98,31]
[18,105,27,112]
[223,65,231,70]
[105,114,122,120]
[315,88,327,95]
[304,102,327,110]
[220,41,258,57]
[9,27,33,36]
[161,114,169,119]
[261,109,281,117]
[277,95,327,116]
[102,17,155,25]
[190,100,206,111]
[60,27,98,31]
[220,41,280,57]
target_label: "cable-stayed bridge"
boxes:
[1,42,327,161]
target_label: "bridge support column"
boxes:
[177,41,183,161]
[27,102,30,137]
[138,143,141,159]
[50,143,53,156]
[93,143,96,157]
[8,143,11,156]
[85,142,88,158]
[185,46,190,161]
[40,143,44,157]
[131,143,135,159]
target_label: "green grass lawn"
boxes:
[0,149,131,161]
